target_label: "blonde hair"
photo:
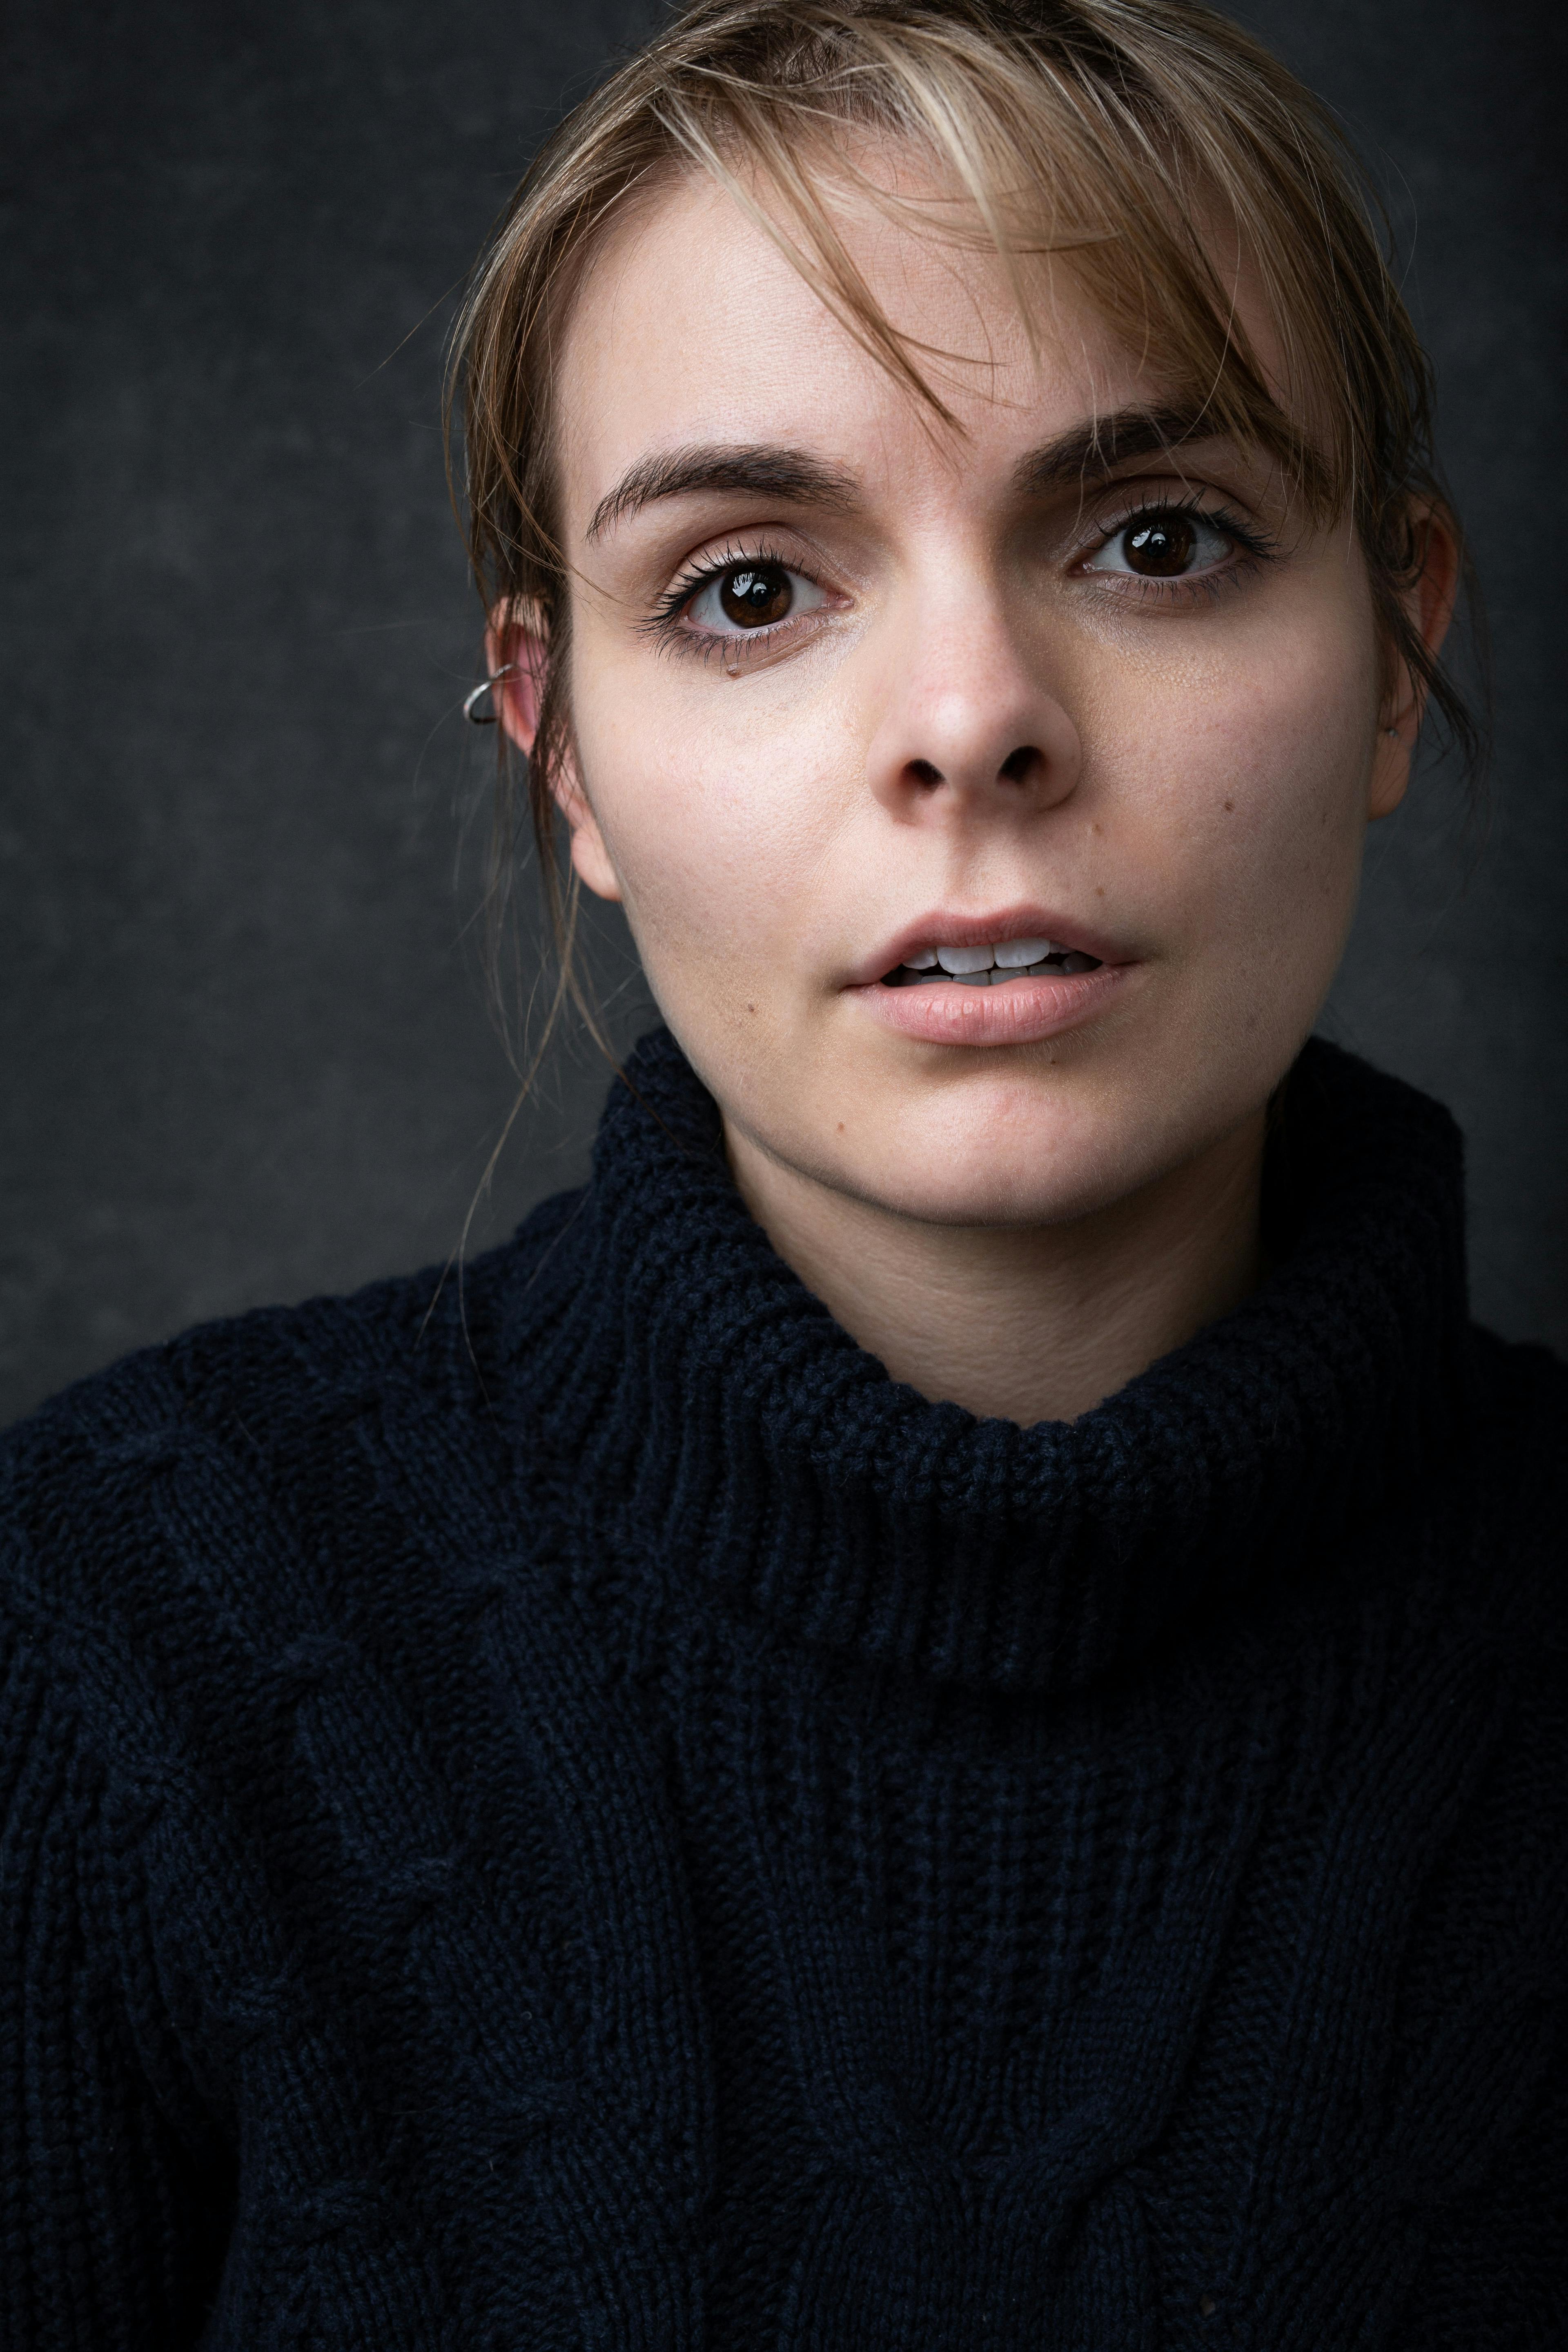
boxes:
[448,0,1479,1036]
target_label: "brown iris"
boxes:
[1123,515,1197,577]
[718,563,793,628]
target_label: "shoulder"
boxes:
[1461,1322,1568,1632]
[0,1192,582,1670]
[1467,1321,1567,1477]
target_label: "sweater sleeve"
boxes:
[0,1590,232,2349]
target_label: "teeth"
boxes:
[887,948,1102,986]
[884,934,1103,987]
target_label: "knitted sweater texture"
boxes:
[2,1032,1565,2350]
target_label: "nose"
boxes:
[864,587,1082,822]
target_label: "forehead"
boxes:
[554,162,1216,531]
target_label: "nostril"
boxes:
[998,744,1043,785]
[907,757,944,788]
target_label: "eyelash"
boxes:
[646,494,1280,662]
[1085,490,1280,599]
[644,537,816,664]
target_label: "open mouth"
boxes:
[880,937,1103,987]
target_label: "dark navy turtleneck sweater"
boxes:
[2,1032,1564,2350]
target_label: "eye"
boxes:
[1084,508,1235,579]
[687,559,826,635]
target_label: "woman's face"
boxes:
[531,161,1411,1230]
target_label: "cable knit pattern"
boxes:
[1,1031,1564,2350]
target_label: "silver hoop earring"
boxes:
[463,664,518,725]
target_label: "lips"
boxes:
[854,907,1122,989]
[847,906,1132,1047]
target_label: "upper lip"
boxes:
[851,906,1127,986]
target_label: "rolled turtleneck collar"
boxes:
[497,1030,1471,1696]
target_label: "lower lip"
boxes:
[849,962,1130,1047]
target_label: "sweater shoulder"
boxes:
[1467,1321,1568,1469]
[0,1194,581,1646]
[1462,1321,1568,1633]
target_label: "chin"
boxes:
[825,1114,1149,1231]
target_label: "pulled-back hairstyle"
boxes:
[449,0,1479,1037]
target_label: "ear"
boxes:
[484,602,623,904]
[1369,503,1461,821]
[485,601,547,757]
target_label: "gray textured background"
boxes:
[2,0,1564,1429]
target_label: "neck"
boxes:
[725,1113,1267,1425]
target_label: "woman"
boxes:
[2,0,1562,2343]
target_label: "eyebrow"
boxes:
[585,445,860,542]
[582,405,1242,544]
[1010,404,1239,500]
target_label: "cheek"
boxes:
[568,640,839,991]
[1118,603,1379,982]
